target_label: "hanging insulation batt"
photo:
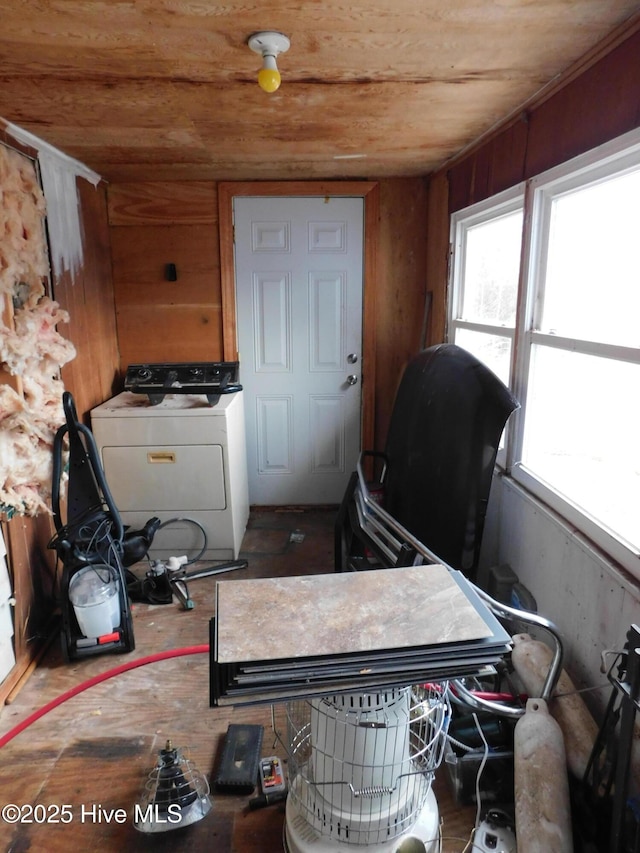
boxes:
[0,143,76,517]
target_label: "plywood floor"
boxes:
[0,509,477,852]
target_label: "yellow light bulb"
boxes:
[258,54,281,93]
[258,67,281,93]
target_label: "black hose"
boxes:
[156,516,208,564]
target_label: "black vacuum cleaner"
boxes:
[49,392,160,661]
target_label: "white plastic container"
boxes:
[69,565,120,638]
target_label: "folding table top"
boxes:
[210,564,511,706]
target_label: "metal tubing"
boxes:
[471,585,565,705]
[451,680,525,720]
[355,459,442,566]
[354,452,565,718]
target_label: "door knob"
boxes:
[347,353,358,364]
[346,374,358,386]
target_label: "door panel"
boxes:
[310,395,345,473]
[234,196,364,505]
[310,273,344,370]
[257,396,293,473]
[254,273,290,370]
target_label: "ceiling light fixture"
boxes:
[248,31,290,94]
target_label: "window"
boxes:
[448,128,640,578]
[449,187,523,389]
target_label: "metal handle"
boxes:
[347,353,358,364]
[147,451,176,464]
[346,374,358,386]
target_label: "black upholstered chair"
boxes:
[335,344,519,580]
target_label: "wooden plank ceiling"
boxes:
[0,1,639,183]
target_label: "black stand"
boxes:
[582,623,640,852]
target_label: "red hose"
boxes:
[448,681,527,703]
[471,690,528,703]
[0,644,210,749]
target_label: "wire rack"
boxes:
[134,741,212,833]
[277,684,449,846]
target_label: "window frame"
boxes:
[447,183,525,467]
[448,126,640,580]
[448,182,525,343]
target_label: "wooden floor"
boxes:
[0,509,477,852]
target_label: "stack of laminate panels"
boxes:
[210,564,511,706]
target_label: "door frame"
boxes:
[218,181,379,457]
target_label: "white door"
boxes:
[234,196,364,505]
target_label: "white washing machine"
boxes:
[90,391,249,560]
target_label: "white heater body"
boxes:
[282,685,448,853]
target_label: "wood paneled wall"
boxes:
[108,178,430,451]
[107,182,222,369]
[424,171,450,345]
[446,24,640,213]
[374,178,430,447]
[57,179,121,417]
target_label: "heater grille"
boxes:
[281,684,448,847]
[134,740,212,833]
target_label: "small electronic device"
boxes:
[259,755,286,794]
